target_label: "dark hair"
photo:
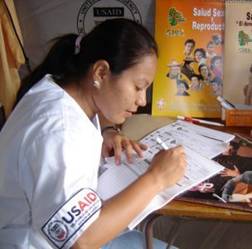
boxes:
[16,18,158,105]
[210,55,222,70]
[230,141,240,153]
[190,74,201,81]
[207,41,214,47]
[177,79,189,90]
[194,48,206,58]
[212,34,223,45]
[183,58,194,65]
[184,39,195,47]
[198,64,209,74]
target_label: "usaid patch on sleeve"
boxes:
[41,188,102,249]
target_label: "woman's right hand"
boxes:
[147,145,186,192]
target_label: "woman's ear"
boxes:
[92,60,110,83]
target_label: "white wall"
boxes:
[14,0,155,70]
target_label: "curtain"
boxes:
[0,0,25,116]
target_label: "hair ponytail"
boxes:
[15,34,78,105]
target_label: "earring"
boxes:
[93,80,101,89]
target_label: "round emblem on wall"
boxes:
[47,220,69,242]
[77,0,142,34]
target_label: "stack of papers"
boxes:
[97,121,234,229]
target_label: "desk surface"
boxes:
[122,114,251,141]
[122,114,252,222]
[158,200,252,222]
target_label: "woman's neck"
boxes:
[62,81,97,119]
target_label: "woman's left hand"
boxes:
[101,129,148,165]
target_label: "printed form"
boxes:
[97,121,234,228]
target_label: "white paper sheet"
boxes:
[97,121,229,228]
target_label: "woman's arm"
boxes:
[72,146,186,249]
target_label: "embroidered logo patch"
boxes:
[42,188,102,249]
[77,0,142,34]
[47,220,69,242]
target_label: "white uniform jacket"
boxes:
[0,75,103,249]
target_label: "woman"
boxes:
[181,57,195,80]
[0,18,186,249]
[198,64,211,84]
[193,48,207,65]
[210,56,223,79]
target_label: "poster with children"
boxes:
[179,134,252,213]
[152,0,224,117]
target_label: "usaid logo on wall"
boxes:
[77,0,142,34]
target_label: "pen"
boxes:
[212,193,227,203]
[156,136,169,150]
[177,115,224,127]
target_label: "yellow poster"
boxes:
[152,0,224,117]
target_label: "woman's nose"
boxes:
[136,91,146,107]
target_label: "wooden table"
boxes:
[142,200,252,249]
[122,114,252,249]
[158,199,252,222]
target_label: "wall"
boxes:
[14,0,155,70]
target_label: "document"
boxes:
[97,121,233,229]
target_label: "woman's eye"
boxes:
[136,86,142,91]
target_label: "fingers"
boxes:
[113,137,122,165]
[101,141,114,158]
[111,136,148,164]
[102,130,148,165]
[102,133,122,165]
[122,140,147,163]
[220,171,228,177]
[233,165,239,172]
[111,135,142,165]
[101,145,110,158]
[149,145,187,191]
[122,139,133,163]
[220,166,240,177]
[220,168,230,176]
[166,145,186,161]
[172,145,185,153]
[131,142,148,158]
